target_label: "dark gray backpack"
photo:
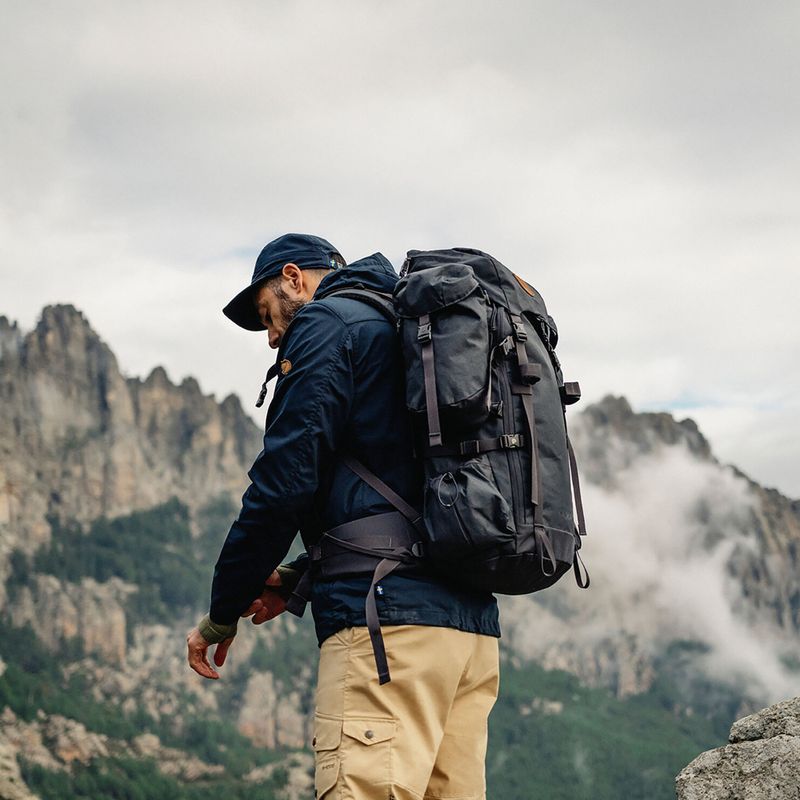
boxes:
[392,247,588,594]
[288,248,588,683]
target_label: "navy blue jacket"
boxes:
[210,254,499,644]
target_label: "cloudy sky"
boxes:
[1,1,798,496]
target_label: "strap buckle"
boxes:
[458,439,481,456]
[561,381,582,405]
[500,433,522,449]
[512,320,527,341]
[417,322,432,343]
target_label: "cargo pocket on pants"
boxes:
[341,718,397,791]
[313,715,342,798]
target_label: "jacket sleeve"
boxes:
[210,304,354,625]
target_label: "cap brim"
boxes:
[222,284,267,331]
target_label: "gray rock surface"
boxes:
[8,575,134,664]
[676,696,800,799]
[237,671,307,749]
[730,697,800,743]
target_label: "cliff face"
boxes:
[0,305,261,571]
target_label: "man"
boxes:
[186,233,500,799]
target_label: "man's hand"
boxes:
[241,570,287,625]
[186,628,234,680]
[187,570,287,678]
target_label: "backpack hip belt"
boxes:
[286,454,426,686]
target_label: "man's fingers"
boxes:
[213,637,234,667]
[188,645,219,680]
[266,570,282,587]
[251,595,287,624]
[241,598,264,618]
[186,627,220,680]
[190,647,219,679]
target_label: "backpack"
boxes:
[283,248,589,683]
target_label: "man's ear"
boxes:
[281,263,304,294]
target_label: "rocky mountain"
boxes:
[1,305,798,799]
[0,305,260,596]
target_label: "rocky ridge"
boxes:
[0,305,261,594]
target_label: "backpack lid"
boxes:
[404,248,552,320]
[394,263,481,317]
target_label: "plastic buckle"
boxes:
[561,381,582,405]
[458,440,481,456]
[500,434,521,449]
[512,321,527,341]
[417,322,432,343]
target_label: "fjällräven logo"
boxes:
[280,359,292,375]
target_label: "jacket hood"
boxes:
[314,253,398,298]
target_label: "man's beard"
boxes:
[273,284,306,325]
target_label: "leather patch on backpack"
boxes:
[513,273,537,297]
[280,359,292,375]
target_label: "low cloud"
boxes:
[505,434,798,703]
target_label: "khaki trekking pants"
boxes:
[313,625,500,800]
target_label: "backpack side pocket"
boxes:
[423,457,515,561]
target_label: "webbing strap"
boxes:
[285,569,312,617]
[573,550,590,588]
[418,314,443,447]
[534,527,557,577]
[317,531,418,561]
[510,314,543,523]
[567,435,587,536]
[519,393,540,513]
[340,454,424,535]
[365,557,403,684]
[308,513,423,686]
[322,288,396,325]
[427,433,525,458]
[255,362,281,408]
[336,457,426,684]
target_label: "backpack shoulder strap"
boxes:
[322,288,397,325]
[340,453,423,533]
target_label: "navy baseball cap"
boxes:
[223,233,344,330]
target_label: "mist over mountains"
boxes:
[505,397,799,704]
[1,304,798,799]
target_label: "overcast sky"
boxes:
[1,1,798,496]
